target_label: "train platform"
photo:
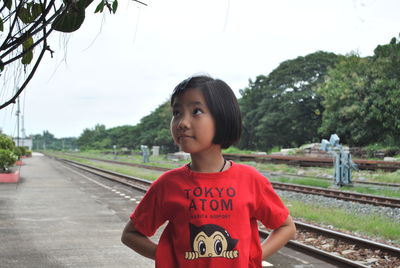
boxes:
[0,154,339,267]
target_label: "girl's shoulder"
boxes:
[154,164,188,183]
[230,162,269,182]
[231,162,261,174]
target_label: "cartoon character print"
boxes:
[185,223,239,260]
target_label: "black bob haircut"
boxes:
[170,75,242,149]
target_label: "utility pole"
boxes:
[21,115,26,138]
[16,96,20,147]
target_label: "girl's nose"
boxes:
[178,116,190,129]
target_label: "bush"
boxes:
[364,143,400,158]
[0,135,18,172]
[0,149,18,172]
[13,146,28,158]
[13,147,23,158]
[0,134,15,151]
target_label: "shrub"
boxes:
[13,147,23,158]
[0,135,18,172]
[0,134,15,150]
[0,149,18,172]
[17,146,27,156]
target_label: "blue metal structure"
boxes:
[320,134,358,186]
[140,145,150,163]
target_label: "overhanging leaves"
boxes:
[3,0,12,10]
[0,0,147,110]
[95,0,105,13]
[112,0,118,13]
[21,36,34,65]
[17,3,43,24]
[52,8,86,33]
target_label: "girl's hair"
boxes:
[170,75,242,149]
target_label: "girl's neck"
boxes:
[189,147,226,173]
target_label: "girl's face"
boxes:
[170,88,219,155]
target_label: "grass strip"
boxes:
[50,152,162,181]
[270,177,400,199]
[244,159,400,185]
[69,151,187,170]
[88,162,162,181]
[272,177,331,188]
[285,199,400,245]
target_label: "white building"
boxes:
[13,137,33,150]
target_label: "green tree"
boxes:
[239,51,338,151]
[369,37,400,145]
[76,128,96,150]
[91,124,108,149]
[132,101,176,153]
[317,54,375,145]
[75,102,175,153]
[107,125,136,149]
[238,76,267,150]
[32,130,76,150]
[318,37,400,146]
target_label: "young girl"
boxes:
[121,75,296,267]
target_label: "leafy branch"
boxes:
[0,0,147,110]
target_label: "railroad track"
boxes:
[223,153,400,172]
[259,223,400,268]
[57,157,400,268]
[271,182,400,208]
[52,154,400,209]
[267,171,400,188]
[57,153,400,188]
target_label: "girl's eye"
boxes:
[172,110,180,117]
[193,108,203,115]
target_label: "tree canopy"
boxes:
[318,37,400,146]
[238,51,338,151]
[74,101,176,152]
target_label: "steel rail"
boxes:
[59,158,151,192]
[223,153,400,171]
[271,182,400,208]
[259,230,370,268]
[267,171,400,188]
[293,222,400,257]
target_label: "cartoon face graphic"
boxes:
[185,223,239,260]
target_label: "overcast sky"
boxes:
[0,0,399,138]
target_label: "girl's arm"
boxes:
[121,219,157,260]
[261,215,296,260]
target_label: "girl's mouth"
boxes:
[179,135,194,140]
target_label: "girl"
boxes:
[121,75,296,267]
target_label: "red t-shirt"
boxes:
[130,162,289,268]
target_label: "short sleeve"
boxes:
[130,180,167,237]
[253,175,289,229]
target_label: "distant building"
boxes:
[13,136,33,150]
